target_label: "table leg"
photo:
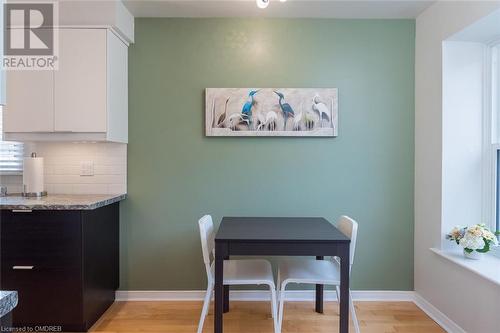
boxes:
[215,243,226,333]
[315,256,324,314]
[224,255,230,313]
[339,245,350,333]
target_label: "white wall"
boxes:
[442,41,485,249]
[415,1,500,332]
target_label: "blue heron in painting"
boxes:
[241,90,260,125]
[274,91,294,130]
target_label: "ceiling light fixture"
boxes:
[256,0,287,9]
[256,0,270,9]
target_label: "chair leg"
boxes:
[270,288,276,319]
[269,286,279,333]
[278,282,288,332]
[349,290,360,333]
[276,269,281,302]
[197,284,213,333]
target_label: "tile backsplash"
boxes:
[1,142,127,195]
[0,174,23,194]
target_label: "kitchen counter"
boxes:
[0,194,126,210]
[0,291,18,318]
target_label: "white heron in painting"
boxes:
[256,112,266,131]
[228,113,249,130]
[265,111,278,131]
[304,111,316,130]
[256,111,278,131]
[293,102,304,131]
[312,94,330,128]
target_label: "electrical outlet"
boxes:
[80,161,94,176]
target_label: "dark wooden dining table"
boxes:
[214,217,351,333]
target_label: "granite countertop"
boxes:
[0,291,18,318]
[0,194,127,210]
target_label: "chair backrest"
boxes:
[199,215,215,282]
[336,215,358,270]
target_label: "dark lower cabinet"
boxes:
[0,203,119,332]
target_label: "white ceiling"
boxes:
[123,0,435,18]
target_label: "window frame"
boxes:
[484,41,500,256]
[496,149,500,233]
[0,107,24,175]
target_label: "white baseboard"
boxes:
[413,293,466,333]
[115,289,415,302]
[115,290,465,333]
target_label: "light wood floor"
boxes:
[90,301,445,333]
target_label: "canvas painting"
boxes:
[205,88,338,137]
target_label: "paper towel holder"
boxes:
[22,152,48,197]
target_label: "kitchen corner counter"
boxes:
[0,194,127,210]
[0,291,18,318]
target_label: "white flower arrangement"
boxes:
[446,224,499,255]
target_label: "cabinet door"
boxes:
[3,70,54,132]
[106,30,128,142]
[82,203,120,328]
[55,29,107,132]
[0,210,83,329]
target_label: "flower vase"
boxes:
[463,250,483,260]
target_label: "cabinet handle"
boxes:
[13,266,34,270]
[12,209,32,213]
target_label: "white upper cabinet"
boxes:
[106,30,128,143]
[3,28,128,143]
[4,71,54,132]
[55,29,107,133]
[0,1,5,105]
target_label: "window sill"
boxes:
[430,248,500,286]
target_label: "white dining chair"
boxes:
[197,215,279,333]
[277,215,360,333]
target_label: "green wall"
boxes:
[122,18,415,291]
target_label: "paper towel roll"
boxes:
[23,156,45,194]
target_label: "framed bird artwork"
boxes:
[205,88,338,137]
